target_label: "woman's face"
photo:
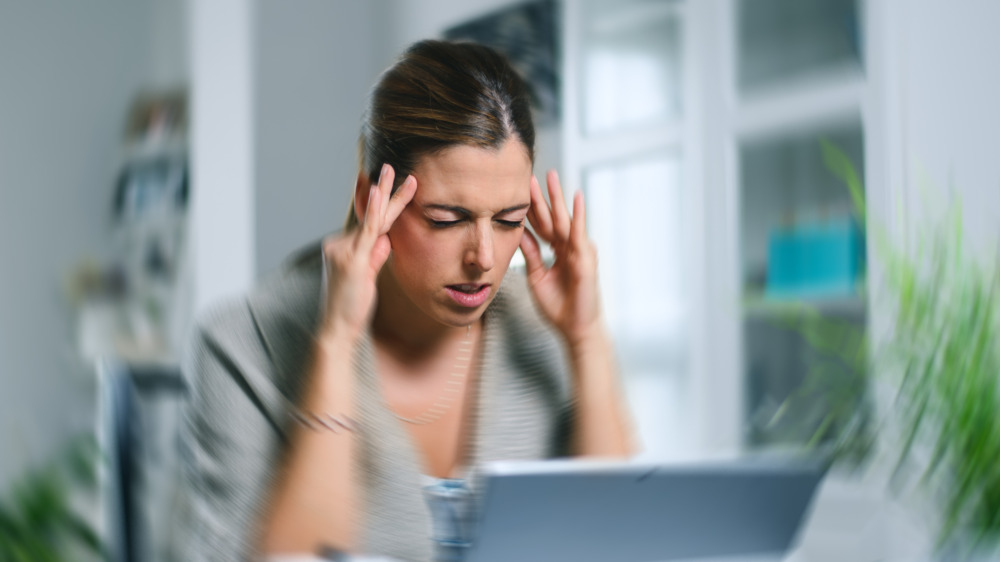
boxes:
[384,140,532,328]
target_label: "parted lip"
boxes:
[446,283,491,292]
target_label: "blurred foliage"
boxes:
[746,137,874,463]
[0,433,103,562]
[876,197,1000,548]
[782,141,1000,551]
[759,301,875,465]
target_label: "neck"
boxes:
[373,267,476,352]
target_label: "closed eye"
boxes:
[430,218,524,229]
[429,219,462,228]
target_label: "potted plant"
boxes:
[0,434,102,561]
[783,142,1000,558]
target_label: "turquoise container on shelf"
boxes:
[766,216,865,299]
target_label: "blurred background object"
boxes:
[2,0,1000,560]
[445,0,561,126]
[73,89,190,367]
[97,360,187,562]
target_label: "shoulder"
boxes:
[249,239,324,333]
[183,240,325,430]
[190,240,322,369]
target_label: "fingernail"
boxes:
[381,163,389,177]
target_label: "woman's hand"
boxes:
[520,170,603,349]
[264,167,414,555]
[320,164,416,342]
[521,170,636,458]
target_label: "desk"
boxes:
[784,472,934,561]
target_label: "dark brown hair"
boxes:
[345,39,535,229]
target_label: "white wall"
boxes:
[878,0,1000,256]
[189,0,257,312]
[253,0,390,276]
[0,2,155,486]
[149,0,190,89]
[902,0,1000,254]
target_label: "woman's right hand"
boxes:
[319,164,416,342]
[265,166,413,556]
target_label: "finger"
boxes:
[358,163,394,251]
[377,163,396,226]
[519,229,546,281]
[370,234,392,272]
[356,173,382,254]
[527,175,555,242]
[320,234,335,288]
[382,175,417,233]
[570,190,587,250]
[546,169,571,240]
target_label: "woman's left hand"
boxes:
[520,170,604,348]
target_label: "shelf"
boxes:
[576,122,682,165]
[738,120,866,301]
[742,290,867,319]
[734,71,865,141]
[120,133,188,163]
[736,0,863,94]
[587,0,682,37]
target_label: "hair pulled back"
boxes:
[346,40,535,230]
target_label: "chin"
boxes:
[434,303,489,328]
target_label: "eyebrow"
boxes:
[422,203,530,216]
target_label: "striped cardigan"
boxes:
[171,243,573,561]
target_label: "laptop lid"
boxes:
[464,456,827,562]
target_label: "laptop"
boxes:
[462,456,828,562]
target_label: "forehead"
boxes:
[412,141,532,208]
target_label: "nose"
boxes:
[465,222,495,272]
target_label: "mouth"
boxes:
[444,283,492,308]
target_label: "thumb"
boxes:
[519,229,546,282]
[370,234,392,273]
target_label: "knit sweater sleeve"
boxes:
[170,299,289,562]
[497,270,576,458]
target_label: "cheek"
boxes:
[496,229,524,261]
[389,218,449,271]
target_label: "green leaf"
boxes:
[820,140,867,221]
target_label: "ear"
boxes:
[353,169,372,224]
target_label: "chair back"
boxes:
[98,359,186,562]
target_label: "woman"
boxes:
[173,40,634,561]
